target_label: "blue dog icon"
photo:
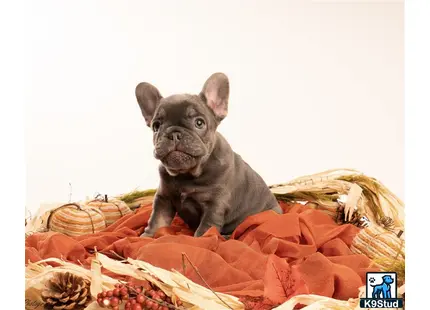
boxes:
[371,275,394,298]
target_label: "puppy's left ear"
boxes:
[135,82,163,127]
[200,73,229,121]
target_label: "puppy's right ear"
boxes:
[135,82,163,126]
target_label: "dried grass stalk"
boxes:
[117,189,156,204]
[270,168,404,230]
[372,258,405,284]
[25,202,65,235]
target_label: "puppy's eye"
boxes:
[195,118,205,129]
[152,121,161,132]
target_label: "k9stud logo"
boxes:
[359,272,403,309]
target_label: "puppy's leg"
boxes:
[141,194,175,237]
[264,195,282,214]
[194,207,225,237]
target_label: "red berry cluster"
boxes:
[96,282,183,310]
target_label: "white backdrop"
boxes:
[26,1,404,213]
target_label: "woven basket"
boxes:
[86,198,132,226]
[46,203,107,237]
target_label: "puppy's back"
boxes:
[219,140,281,233]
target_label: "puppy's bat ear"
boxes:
[200,72,229,121]
[135,82,163,126]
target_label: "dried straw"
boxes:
[25,258,117,292]
[117,189,156,204]
[270,168,404,230]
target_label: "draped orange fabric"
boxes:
[25,202,376,308]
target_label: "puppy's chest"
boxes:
[172,186,211,211]
[165,176,224,213]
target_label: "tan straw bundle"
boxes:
[270,168,404,230]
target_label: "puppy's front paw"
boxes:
[194,221,223,237]
[221,234,232,240]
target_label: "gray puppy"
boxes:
[135,73,282,238]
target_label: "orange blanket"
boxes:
[25,202,376,309]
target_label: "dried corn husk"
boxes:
[272,294,358,309]
[25,258,117,310]
[25,202,66,236]
[26,258,117,292]
[94,252,244,310]
[270,168,404,230]
[26,254,244,310]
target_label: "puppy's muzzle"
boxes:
[168,131,182,143]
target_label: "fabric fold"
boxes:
[25,202,376,306]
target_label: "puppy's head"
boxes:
[135,73,229,176]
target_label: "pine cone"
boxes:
[41,272,92,310]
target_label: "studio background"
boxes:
[26,0,404,213]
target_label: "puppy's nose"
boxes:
[168,131,182,141]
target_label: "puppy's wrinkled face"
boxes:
[150,94,218,176]
[135,73,229,176]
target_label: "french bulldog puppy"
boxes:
[136,73,282,238]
